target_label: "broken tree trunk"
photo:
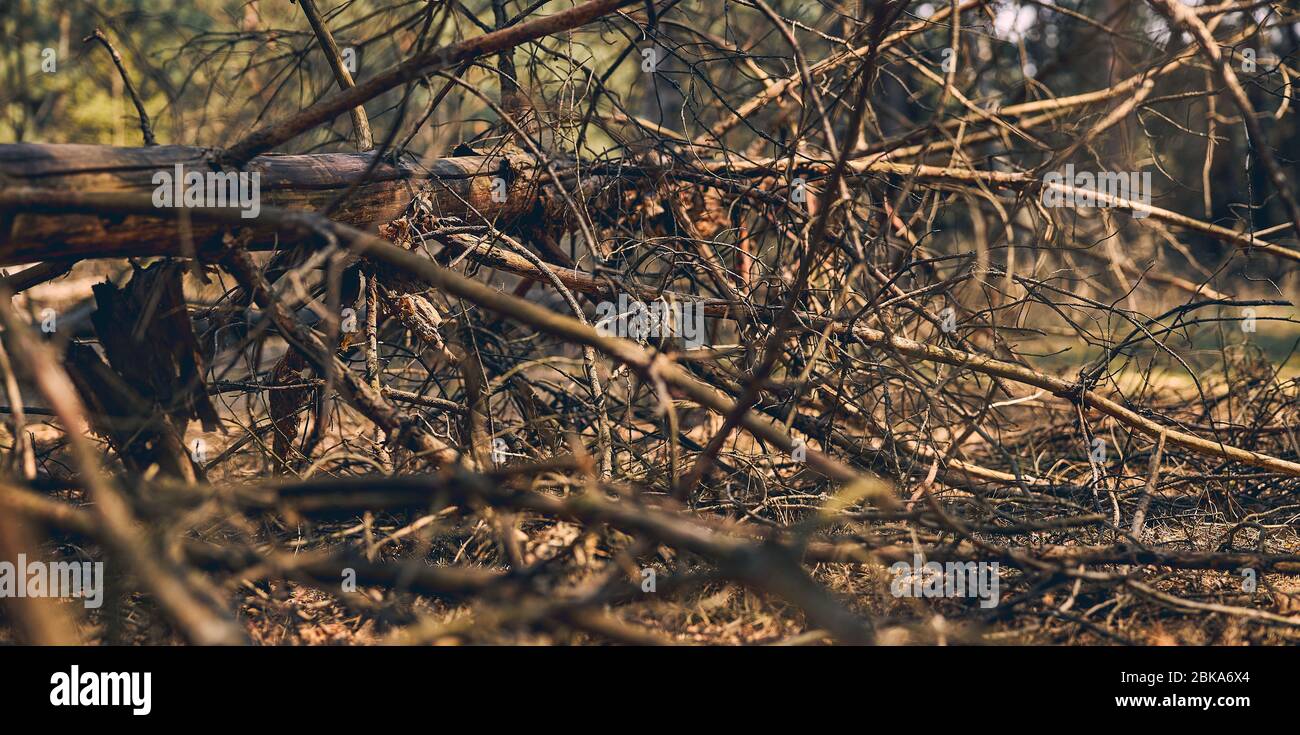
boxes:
[64,261,219,483]
[90,260,221,432]
[0,143,565,265]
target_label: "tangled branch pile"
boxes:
[2,0,1300,645]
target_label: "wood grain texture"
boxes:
[0,143,543,264]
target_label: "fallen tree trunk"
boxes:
[0,143,550,265]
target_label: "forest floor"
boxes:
[5,260,1300,646]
